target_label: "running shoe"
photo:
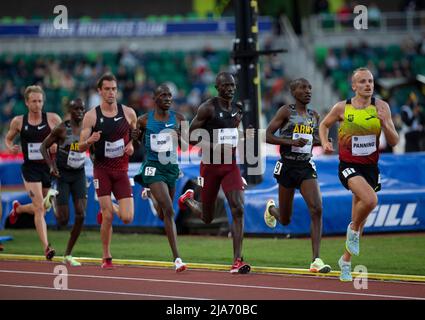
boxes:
[43,189,59,211]
[178,189,194,210]
[345,223,360,256]
[45,245,56,261]
[241,177,248,189]
[141,188,151,200]
[338,256,352,282]
[230,258,251,274]
[64,255,82,267]
[8,200,20,225]
[174,258,187,273]
[97,210,103,225]
[264,199,277,228]
[309,258,331,273]
[101,257,115,269]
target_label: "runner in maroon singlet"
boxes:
[178,72,250,274]
[79,74,137,269]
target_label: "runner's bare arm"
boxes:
[176,112,188,152]
[79,109,99,152]
[376,99,399,147]
[45,112,63,155]
[313,111,321,146]
[189,101,214,146]
[131,114,147,147]
[123,106,138,155]
[266,105,306,147]
[319,101,345,153]
[40,123,66,178]
[47,112,62,128]
[4,116,23,154]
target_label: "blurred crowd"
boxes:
[0,46,286,152]
[316,36,425,153]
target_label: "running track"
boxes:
[0,260,424,300]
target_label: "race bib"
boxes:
[197,176,204,187]
[150,133,173,152]
[352,135,376,156]
[28,143,43,160]
[217,128,238,147]
[273,161,283,175]
[67,151,85,168]
[105,139,124,158]
[291,133,313,154]
[144,166,156,177]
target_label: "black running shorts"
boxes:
[56,167,88,205]
[21,162,51,188]
[338,161,381,192]
[273,158,317,189]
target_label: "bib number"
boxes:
[67,151,85,168]
[28,143,43,160]
[150,133,173,152]
[197,176,204,187]
[105,139,124,158]
[145,166,156,177]
[217,128,238,147]
[274,161,283,175]
[352,135,376,156]
[291,133,313,154]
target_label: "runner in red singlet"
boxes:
[79,74,137,269]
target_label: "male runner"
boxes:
[264,78,331,273]
[133,84,187,272]
[79,74,137,268]
[40,98,87,266]
[178,72,250,274]
[5,85,61,259]
[319,67,399,281]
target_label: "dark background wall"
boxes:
[0,0,193,19]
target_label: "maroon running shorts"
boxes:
[93,167,133,200]
[199,162,244,204]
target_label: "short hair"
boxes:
[69,98,85,109]
[351,67,372,82]
[97,73,117,89]
[215,71,235,85]
[24,85,45,101]
[154,83,171,97]
[289,78,309,92]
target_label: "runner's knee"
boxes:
[121,214,133,225]
[102,211,114,224]
[32,203,45,215]
[162,205,175,219]
[362,193,378,211]
[279,208,292,225]
[231,204,244,220]
[308,204,322,219]
[74,213,85,224]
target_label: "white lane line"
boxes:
[0,284,207,300]
[0,269,424,300]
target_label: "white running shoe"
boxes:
[264,199,277,228]
[43,189,59,211]
[174,258,187,273]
